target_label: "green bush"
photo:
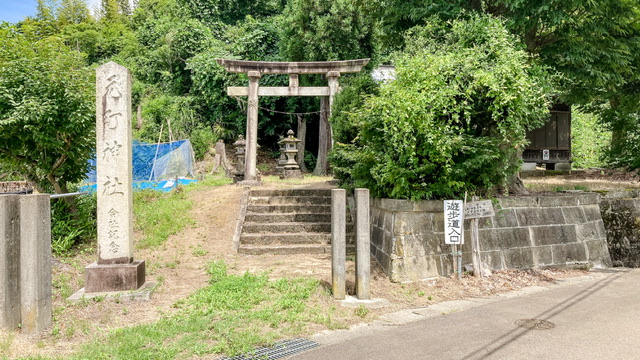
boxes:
[136,94,202,144]
[571,110,611,169]
[51,193,97,255]
[190,126,218,161]
[602,106,640,170]
[330,15,553,200]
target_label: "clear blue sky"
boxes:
[0,0,38,23]
[0,0,101,24]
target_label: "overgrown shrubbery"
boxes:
[571,110,611,169]
[330,15,553,200]
[51,194,97,255]
[602,106,640,170]
[135,94,219,160]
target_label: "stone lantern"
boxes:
[278,130,303,179]
[233,135,246,183]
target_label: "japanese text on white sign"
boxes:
[444,200,464,244]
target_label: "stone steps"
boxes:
[246,204,331,214]
[248,196,331,205]
[244,213,331,223]
[243,222,332,233]
[238,244,331,255]
[240,233,332,246]
[249,189,331,197]
[238,188,347,255]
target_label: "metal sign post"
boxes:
[444,200,464,280]
[464,198,495,277]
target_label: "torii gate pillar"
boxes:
[217,59,369,185]
[245,71,261,185]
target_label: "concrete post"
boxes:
[86,61,145,293]
[355,188,371,300]
[19,194,52,333]
[243,70,261,184]
[0,195,21,329]
[331,189,346,300]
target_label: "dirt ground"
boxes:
[5,171,639,358]
[522,168,640,192]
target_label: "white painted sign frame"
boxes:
[444,200,464,245]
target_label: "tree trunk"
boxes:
[46,174,77,213]
[314,98,332,176]
[507,174,529,196]
[504,149,529,196]
[136,104,143,130]
[296,114,308,173]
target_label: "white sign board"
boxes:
[444,200,464,245]
[465,200,495,219]
[542,149,550,161]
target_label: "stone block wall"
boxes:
[600,190,640,267]
[370,194,612,282]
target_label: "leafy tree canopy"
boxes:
[0,28,94,194]
[330,15,553,199]
[279,0,376,62]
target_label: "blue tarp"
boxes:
[86,139,191,183]
[80,179,198,193]
[84,139,197,192]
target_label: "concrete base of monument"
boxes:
[237,179,262,186]
[84,260,146,293]
[68,281,158,302]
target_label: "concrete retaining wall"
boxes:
[371,194,612,282]
[600,190,640,267]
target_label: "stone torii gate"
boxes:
[216,59,370,185]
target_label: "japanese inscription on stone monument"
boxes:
[96,62,133,264]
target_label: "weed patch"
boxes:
[133,190,194,249]
[73,261,342,359]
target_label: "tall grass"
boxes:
[133,174,231,249]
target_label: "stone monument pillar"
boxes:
[85,62,145,293]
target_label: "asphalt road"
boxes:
[290,268,640,360]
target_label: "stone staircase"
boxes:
[238,188,349,255]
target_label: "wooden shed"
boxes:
[522,104,571,169]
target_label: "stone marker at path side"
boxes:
[331,189,346,300]
[355,188,371,300]
[20,194,52,333]
[85,61,145,293]
[0,195,21,329]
